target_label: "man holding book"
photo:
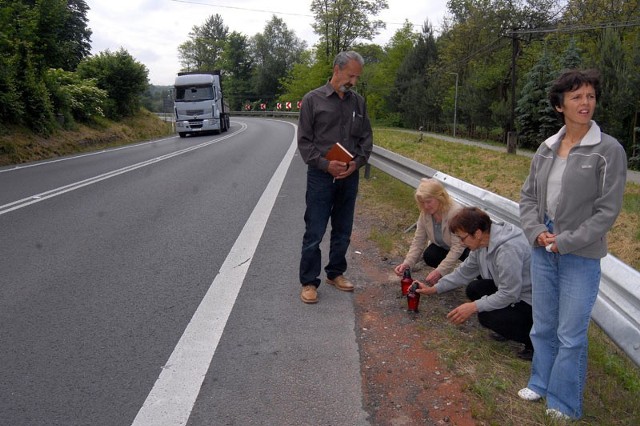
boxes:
[297,50,373,304]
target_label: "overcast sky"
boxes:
[86,0,449,86]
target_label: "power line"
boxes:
[507,20,640,35]
[169,0,313,19]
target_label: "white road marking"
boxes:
[131,125,298,426]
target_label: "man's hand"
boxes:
[446,302,477,325]
[333,160,355,179]
[328,160,347,177]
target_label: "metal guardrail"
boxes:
[369,145,640,367]
[230,111,298,118]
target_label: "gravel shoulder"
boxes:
[350,211,479,425]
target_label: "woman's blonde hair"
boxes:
[414,178,453,213]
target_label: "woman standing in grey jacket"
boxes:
[518,69,627,420]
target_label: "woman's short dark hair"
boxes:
[548,69,601,119]
[449,206,492,235]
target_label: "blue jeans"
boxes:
[299,167,359,286]
[527,246,601,419]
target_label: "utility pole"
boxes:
[507,29,518,154]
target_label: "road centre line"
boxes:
[0,124,247,216]
[131,123,298,426]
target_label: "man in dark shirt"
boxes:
[297,51,373,304]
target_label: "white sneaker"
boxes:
[546,408,571,420]
[518,387,542,401]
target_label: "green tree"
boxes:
[563,0,639,25]
[516,49,555,149]
[280,49,332,105]
[391,21,440,129]
[562,0,640,165]
[0,0,91,130]
[32,0,91,71]
[223,31,254,110]
[0,3,23,124]
[351,42,385,120]
[61,0,92,69]
[627,34,640,168]
[178,14,228,72]
[591,28,636,154]
[365,21,416,122]
[559,37,582,71]
[14,42,55,134]
[251,15,306,103]
[311,0,388,62]
[438,0,560,138]
[77,48,149,119]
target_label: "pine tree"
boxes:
[592,28,634,154]
[516,49,554,149]
[560,37,582,71]
[391,21,440,129]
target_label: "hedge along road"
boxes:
[0,117,368,425]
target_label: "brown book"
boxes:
[325,142,354,163]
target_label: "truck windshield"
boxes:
[175,86,214,102]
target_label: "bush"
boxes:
[77,48,149,119]
[45,68,107,125]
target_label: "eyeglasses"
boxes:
[457,233,471,242]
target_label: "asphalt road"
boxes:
[0,118,369,425]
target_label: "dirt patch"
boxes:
[350,216,478,425]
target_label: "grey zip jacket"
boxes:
[434,222,532,312]
[520,121,627,259]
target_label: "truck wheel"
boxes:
[178,132,187,138]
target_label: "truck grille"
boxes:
[186,109,204,116]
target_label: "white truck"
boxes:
[173,71,230,137]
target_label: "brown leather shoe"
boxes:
[300,285,318,304]
[326,275,354,292]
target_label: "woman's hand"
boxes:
[415,280,437,295]
[393,263,408,276]
[425,270,442,285]
[447,302,478,325]
[536,231,557,252]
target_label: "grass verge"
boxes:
[0,110,174,166]
[358,129,640,425]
